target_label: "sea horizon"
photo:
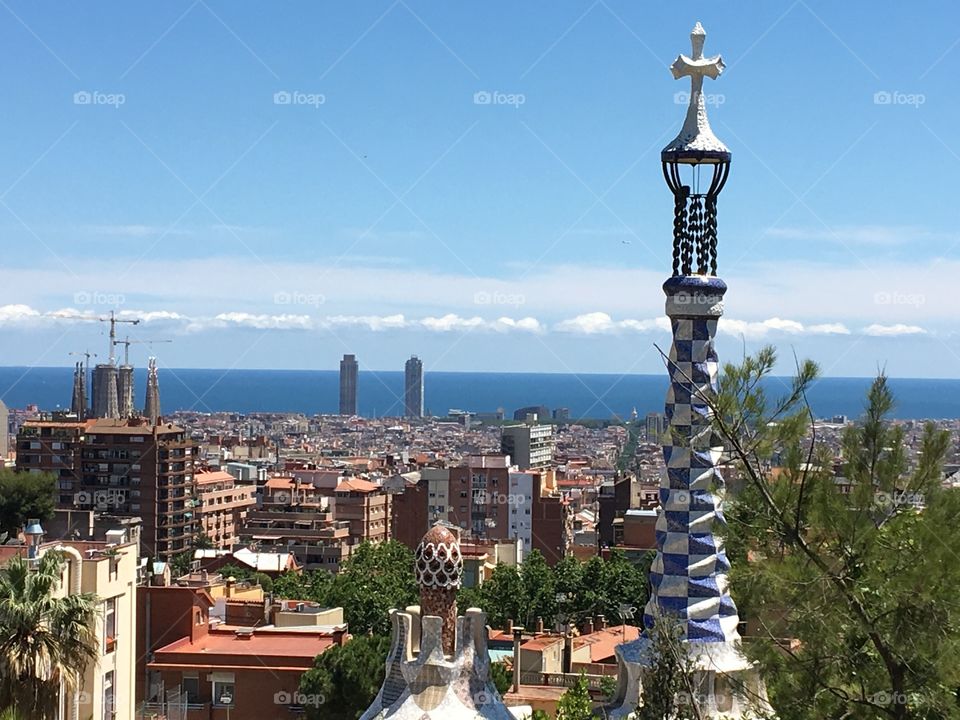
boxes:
[1,365,958,421]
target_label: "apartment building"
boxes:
[16,417,200,560]
[0,520,140,720]
[195,469,256,550]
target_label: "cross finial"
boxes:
[662,22,730,161]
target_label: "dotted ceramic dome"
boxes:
[415,524,463,589]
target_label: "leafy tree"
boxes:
[327,541,417,635]
[299,634,389,720]
[0,470,55,538]
[459,550,650,632]
[520,550,556,628]
[213,563,273,591]
[471,562,525,628]
[712,347,960,719]
[272,568,334,602]
[0,553,99,719]
[635,610,702,720]
[490,659,512,696]
[555,673,593,720]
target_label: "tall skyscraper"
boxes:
[403,355,424,418]
[339,354,359,416]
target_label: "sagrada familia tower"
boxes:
[607,22,770,718]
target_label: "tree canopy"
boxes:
[714,347,960,720]
[0,470,55,538]
[266,540,417,635]
[298,633,389,720]
[457,549,650,631]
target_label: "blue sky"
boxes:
[1,1,958,378]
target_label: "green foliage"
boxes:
[0,470,55,537]
[635,611,701,720]
[229,541,416,635]
[555,673,594,720]
[597,673,617,703]
[299,634,390,720]
[490,660,512,696]
[0,553,99,719]
[325,541,418,635]
[272,567,334,601]
[716,347,960,720]
[460,549,650,631]
[530,711,550,720]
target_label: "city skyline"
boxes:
[0,2,958,378]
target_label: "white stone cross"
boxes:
[663,22,729,157]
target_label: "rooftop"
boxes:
[151,627,336,668]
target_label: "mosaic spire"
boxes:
[361,523,514,720]
[609,24,771,719]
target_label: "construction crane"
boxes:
[98,310,140,365]
[68,349,97,369]
[112,336,173,365]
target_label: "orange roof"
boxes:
[335,478,379,493]
[196,470,235,485]
[152,628,334,666]
[573,624,640,663]
[265,477,296,490]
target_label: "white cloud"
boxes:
[131,310,187,323]
[211,312,313,330]
[555,313,671,335]
[556,312,616,334]
[492,316,543,333]
[0,304,42,325]
[419,314,487,332]
[862,323,927,337]
[326,314,408,331]
[718,317,853,339]
[807,323,851,335]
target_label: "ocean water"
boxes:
[0,366,957,421]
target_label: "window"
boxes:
[103,597,116,654]
[213,680,235,707]
[181,673,200,703]
[102,671,115,719]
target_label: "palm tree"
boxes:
[0,552,99,719]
